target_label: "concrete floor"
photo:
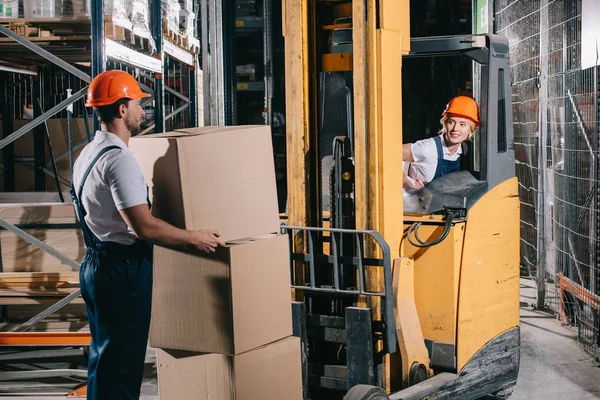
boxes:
[1,278,599,399]
[508,279,600,400]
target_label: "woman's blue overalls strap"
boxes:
[432,135,461,180]
[71,144,153,400]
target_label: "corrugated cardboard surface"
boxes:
[150,234,292,355]
[129,125,280,243]
[0,229,84,273]
[235,336,303,400]
[157,336,302,400]
[0,201,77,225]
[0,202,84,273]
[157,350,233,400]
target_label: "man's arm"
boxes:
[119,204,225,253]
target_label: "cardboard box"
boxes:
[150,234,292,355]
[157,336,302,400]
[0,200,85,273]
[129,125,280,243]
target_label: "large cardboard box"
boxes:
[129,125,280,243]
[0,198,85,273]
[157,336,302,400]
[150,234,292,355]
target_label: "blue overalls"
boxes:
[71,145,153,400]
[432,135,461,180]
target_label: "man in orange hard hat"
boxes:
[402,95,480,191]
[71,70,225,399]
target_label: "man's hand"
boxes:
[403,175,425,191]
[192,229,226,253]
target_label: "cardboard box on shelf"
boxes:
[157,336,302,400]
[0,199,85,273]
[129,125,280,243]
[149,234,292,355]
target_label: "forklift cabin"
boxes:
[284,32,519,400]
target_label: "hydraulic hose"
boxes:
[406,208,463,248]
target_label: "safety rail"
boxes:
[282,225,397,354]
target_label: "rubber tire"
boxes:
[492,386,514,399]
[344,385,389,400]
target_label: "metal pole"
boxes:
[91,0,105,133]
[153,0,165,133]
[13,290,82,332]
[67,88,74,180]
[222,0,236,125]
[32,75,46,191]
[536,0,549,309]
[263,0,273,125]
[189,61,198,127]
[1,72,14,191]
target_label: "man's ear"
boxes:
[117,103,127,119]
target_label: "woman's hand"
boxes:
[403,174,425,191]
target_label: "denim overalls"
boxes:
[71,145,153,399]
[432,135,461,179]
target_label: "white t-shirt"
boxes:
[72,131,148,245]
[407,134,462,184]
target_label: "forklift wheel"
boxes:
[344,385,389,400]
[492,386,514,399]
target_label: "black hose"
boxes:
[407,209,458,248]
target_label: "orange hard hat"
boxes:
[442,96,480,126]
[85,70,150,107]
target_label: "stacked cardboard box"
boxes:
[129,125,301,399]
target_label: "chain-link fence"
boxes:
[496,0,600,359]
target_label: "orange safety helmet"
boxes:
[85,70,150,107]
[442,95,480,127]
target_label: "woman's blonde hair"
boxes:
[439,114,478,141]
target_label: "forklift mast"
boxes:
[283,2,519,399]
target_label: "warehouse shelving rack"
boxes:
[0,1,201,396]
[0,0,199,192]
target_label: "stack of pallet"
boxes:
[129,125,302,399]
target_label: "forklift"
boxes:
[281,1,520,399]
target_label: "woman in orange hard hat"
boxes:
[403,95,479,191]
[71,70,225,400]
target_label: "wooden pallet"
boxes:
[162,18,185,47]
[186,36,200,55]
[105,17,154,53]
[0,16,153,63]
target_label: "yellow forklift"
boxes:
[281,1,520,399]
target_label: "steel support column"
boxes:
[189,62,198,127]
[222,0,236,125]
[201,0,227,125]
[32,74,46,191]
[91,0,105,133]
[153,0,165,133]
[1,72,14,191]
